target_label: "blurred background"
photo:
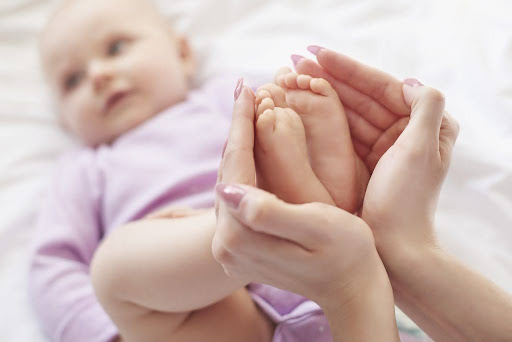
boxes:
[1,0,511,341]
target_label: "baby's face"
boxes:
[41,0,194,146]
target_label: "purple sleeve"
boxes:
[28,151,118,342]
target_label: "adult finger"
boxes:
[218,79,257,187]
[438,111,460,169]
[306,46,410,116]
[401,82,446,145]
[215,79,257,218]
[365,117,410,171]
[215,183,354,250]
[213,210,309,270]
[345,107,382,147]
[294,57,399,129]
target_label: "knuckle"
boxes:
[221,148,236,169]
[245,196,273,227]
[212,235,233,263]
[370,81,389,102]
[423,87,446,106]
[451,117,461,138]
[309,201,335,213]
[405,145,430,162]
[223,229,243,253]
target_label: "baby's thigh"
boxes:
[116,288,274,342]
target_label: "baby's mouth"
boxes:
[104,90,133,114]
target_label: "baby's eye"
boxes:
[64,71,84,92]
[107,39,128,57]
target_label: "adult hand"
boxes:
[356,80,512,342]
[361,80,460,270]
[213,79,377,302]
[215,183,377,307]
[212,79,399,342]
[293,46,411,172]
[213,78,257,283]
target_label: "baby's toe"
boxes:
[274,66,292,83]
[310,78,336,97]
[255,89,272,106]
[256,97,275,119]
[257,83,287,108]
[284,73,299,89]
[297,75,313,90]
[256,109,276,149]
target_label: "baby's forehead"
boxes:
[40,0,167,76]
[43,0,161,37]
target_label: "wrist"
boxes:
[320,250,399,341]
[372,219,439,277]
[383,238,445,297]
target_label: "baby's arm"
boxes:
[29,153,118,342]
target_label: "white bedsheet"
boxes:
[1,0,511,341]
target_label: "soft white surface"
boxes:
[1,0,511,341]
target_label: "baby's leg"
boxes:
[254,90,334,205]
[91,209,274,342]
[272,72,363,212]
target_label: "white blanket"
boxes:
[1,0,511,341]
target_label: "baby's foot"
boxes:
[275,72,361,212]
[253,88,334,205]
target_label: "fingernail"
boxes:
[234,77,244,100]
[221,139,228,158]
[215,184,246,209]
[291,54,305,67]
[307,45,325,56]
[403,78,424,88]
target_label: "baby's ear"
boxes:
[176,35,196,79]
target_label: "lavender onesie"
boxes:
[28,76,333,342]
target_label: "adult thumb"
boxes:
[402,79,445,144]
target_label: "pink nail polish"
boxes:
[403,78,424,87]
[291,54,305,67]
[234,78,244,100]
[216,184,246,209]
[307,45,325,56]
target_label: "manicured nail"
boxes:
[403,78,424,88]
[234,78,244,100]
[307,45,325,56]
[215,184,246,209]
[291,54,305,67]
[221,139,228,158]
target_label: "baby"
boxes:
[30,0,362,341]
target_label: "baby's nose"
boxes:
[89,60,114,92]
